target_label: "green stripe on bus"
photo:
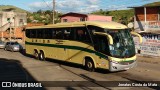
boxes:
[25,41,108,59]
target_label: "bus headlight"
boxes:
[111,60,119,64]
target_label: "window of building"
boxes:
[19,19,24,26]
[80,17,85,21]
[63,19,68,22]
[7,18,10,22]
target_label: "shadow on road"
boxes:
[122,76,160,90]
[0,58,46,90]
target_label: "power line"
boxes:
[42,0,52,9]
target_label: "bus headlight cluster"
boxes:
[111,60,119,64]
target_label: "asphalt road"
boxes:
[0,49,159,90]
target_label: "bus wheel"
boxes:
[39,51,45,61]
[34,50,39,60]
[85,59,95,72]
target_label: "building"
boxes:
[0,8,27,42]
[60,12,112,23]
[130,2,160,57]
[130,2,160,33]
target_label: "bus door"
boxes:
[66,27,92,64]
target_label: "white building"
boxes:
[0,8,27,41]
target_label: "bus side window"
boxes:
[51,30,56,39]
[74,27,91,43]
[69,28,75,40]
[30,29,37,38]
[44,29,54,39]
[63,28,71,40]
[37,29,43,39]
[26,29,30,38]
[55,29,63,39]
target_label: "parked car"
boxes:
[0,41,5,49]
[4,41,22,52]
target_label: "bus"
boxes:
[25,21,142,72]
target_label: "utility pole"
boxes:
[53,0,55,24]
[9,22,11,41]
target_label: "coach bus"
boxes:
[25,21,142,72]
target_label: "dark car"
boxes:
[4,41,22,52]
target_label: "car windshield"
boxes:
[0,41,4,44]
[106,29,135,58]
[11,42,19,45]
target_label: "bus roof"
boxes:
[26,21,128,30]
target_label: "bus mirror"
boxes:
[131,32,142,44]
[94,32,113,45]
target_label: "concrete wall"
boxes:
[134,21,160,32]
[0,11,27,27]
[135,7,158,21]
[133,33,160,56]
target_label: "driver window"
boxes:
[94,35,110,55]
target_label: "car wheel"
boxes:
[39,51,45,61]
[85,59,95,72]
[4,47,7,51]
[11,48,14,52]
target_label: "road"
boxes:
[0,49,159,90]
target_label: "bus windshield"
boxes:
[106,29,135,58]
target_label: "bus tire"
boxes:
[34,50,39,60]
[85,58,95,72]
[39,51,45,61]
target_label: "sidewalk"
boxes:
[137,55,160,64]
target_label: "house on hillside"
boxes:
[60,12,112,22]
[130,2,160,57]
[0,7,27,42]
[130,2,160,33]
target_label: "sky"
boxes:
[1,0,160,13]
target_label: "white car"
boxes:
[4,42,22,52]
[0,41,5,49]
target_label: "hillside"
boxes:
[91,9,134,25]
[27,10,62,24]
[144,1,160,7]
[0,5,28,13]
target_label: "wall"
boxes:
[134,21,160,31]
[87,15,112,21]
[135,7,158,21]
[61,15,86,22]
[134,7,160,31]
[60,13,112,22]
[134,33,160,56]
[0,11,27,27]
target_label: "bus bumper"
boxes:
[109,60,137,72]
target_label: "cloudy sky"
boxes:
[1,0,160,13]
